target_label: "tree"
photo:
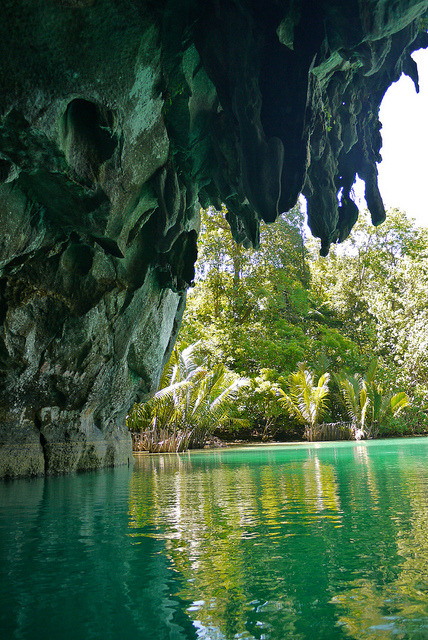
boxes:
[308,208,428,397]
[336,360,409,438]
[276,363,330,441]
[335,372,369,438]
[181,204,363,377]
[224,369,301,441]
[127,343,248,452]
[365,383,409,438]
[173,205,423,441]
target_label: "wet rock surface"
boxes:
[0,1,427,476]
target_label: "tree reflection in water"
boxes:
[129,441,428,639]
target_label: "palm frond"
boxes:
[127,342,248,451]
[278,366,330,431]
[335,371,369,429]
[390,392,409,415]
[365,358,378,384]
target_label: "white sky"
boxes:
[374,48,428,227]
[303,48,428,234]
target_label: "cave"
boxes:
[0,0,427,477]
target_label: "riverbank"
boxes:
[132,431,428,455]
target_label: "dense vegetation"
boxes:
[129,205,428,449]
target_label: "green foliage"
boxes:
[378,394,428,437]
[276,363,330,441]
[308,208,428,393]
[335,359,409,438]
[127,204,424,446]
[220,369,302,441]
[180,205,363,377]
[335,371,369,436]
[128,343,248,452]
[366,386,409,438]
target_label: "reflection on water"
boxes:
[0,439,427,639]
[0,469,195,640]
[130,441,428,640]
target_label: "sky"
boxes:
[371,47,428,227]
[302,47,428,234]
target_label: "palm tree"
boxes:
[334,371,369,439]
[366,385,409,438]
[336,360,409,438]
[276,363,330,441]
[127,343,248,452]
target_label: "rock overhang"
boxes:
[0,0,427,476]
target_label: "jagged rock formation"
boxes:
[0,0,427,477]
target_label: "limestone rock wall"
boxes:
[0,0,427,477]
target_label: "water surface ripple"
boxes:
[1,438,427,639]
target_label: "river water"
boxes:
[1,438,427,639]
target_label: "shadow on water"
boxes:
[1,438,428,639]
[0,467,197,640]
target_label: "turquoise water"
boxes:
[1,439,428,639]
